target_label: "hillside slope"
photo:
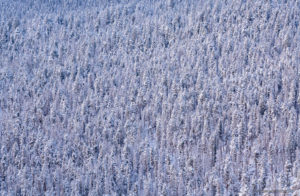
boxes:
[0,0,300,195]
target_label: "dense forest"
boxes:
[0,0,300,195]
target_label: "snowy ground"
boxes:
[0,0,300,195]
